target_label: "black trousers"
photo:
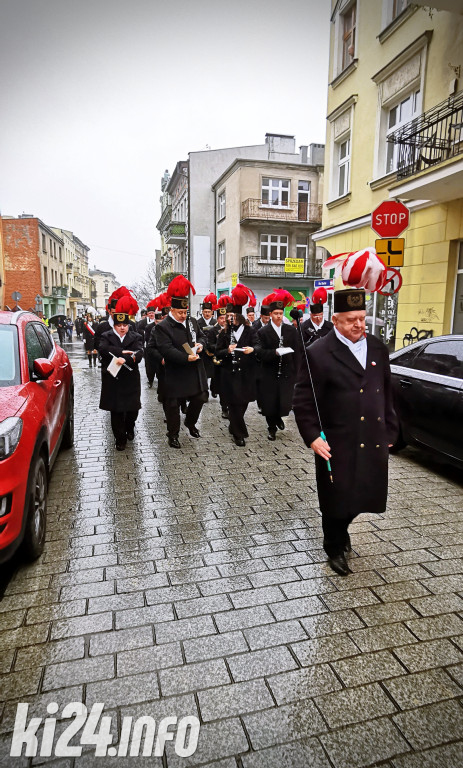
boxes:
[228,403,249,439]
[322,513,357,558]
[163,393,206,437]
[110,411,138,444]
[144,349,157,384]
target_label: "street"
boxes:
[1,338,463,767]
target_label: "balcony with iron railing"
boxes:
[240,255,322,279]
[52,286,68,298]
[241,199,322,225]
[387,92,463,201]
[165,221,186,244]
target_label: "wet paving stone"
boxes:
[0,342,462,766]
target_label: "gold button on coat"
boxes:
[361,416,365,421]
[377,417,382,422]
[360,443,365,448]
[360,388,364,393]
[376,444,380,448]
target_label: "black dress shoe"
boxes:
[115,442,126,451]
[168,436,181,448]
[268,430,276,441]
[234,436,245,446]
[126,431,134,441]
[276,418,285,430]
[186,425,200,438]
[327,554,350,576]
[221,409,229,419]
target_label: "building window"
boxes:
[59,246,62,262]
[104,281,109,292]
[218,192,226,220]
[43,266,48,288]
[261,178,290,207]
[385,90,420,173]
[217,241,225,269]
[337,137,351,196]
[341,3,356,71]
[260,234,288,262]
[42,234,46,253]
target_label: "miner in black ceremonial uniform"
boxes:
[146,306,166,400]
[215,284,259,447]
[300,287,334,348]
[207,297,230,419]
[139,299,158,387]
[99,296,144,451]
[257,291,299,441]
[293,288,398,576]
[197,293,218,397]
[83,312,98,367]
[155,276,207,448]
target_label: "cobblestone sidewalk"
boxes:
[0,344,462,767]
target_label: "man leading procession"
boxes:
[293,247,398,577]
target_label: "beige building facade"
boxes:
[314,0,463,349]
[89,268,120,316]
[212,151,324,309]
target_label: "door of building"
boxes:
[452,241,463,334]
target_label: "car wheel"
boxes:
[389,427,407,454]
[23,454,47,561]
[61,390,74,449]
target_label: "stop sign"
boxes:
[371,201,409,237]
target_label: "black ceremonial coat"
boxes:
[257,322,300,417]
[293,332,398,520]
[215,324,259,405]
[82,320,97,352]
[154,315,207,399]
[198,319,217,378]
[300,318,334,348]
[98,328,144,413]
[206,322,224,395]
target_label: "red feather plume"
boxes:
[271,289,294,308]
[262,294,274,307]
[311,287,327,305]
[203,292,217,304]
[115,295,139,315]
[217,295,231,308]
[167,275,196,297]
[110,286,131,302]
[146,299,158,310]
[231,283,254,307]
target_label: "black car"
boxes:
[389,335,463,467]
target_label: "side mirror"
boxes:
[33,358,54,380]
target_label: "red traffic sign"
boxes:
[378,267,403,296]
[371,201,409,238]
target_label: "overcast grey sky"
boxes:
[0,0,330,285]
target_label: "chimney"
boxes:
[299,145,308,163]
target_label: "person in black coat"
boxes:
[293,288,398,576]
[301,291,334,348]
[83,313,98,367]
[215,286,259,446]
[146,311,166,401]
[206,309,229,418]
[257,292,300,440]
[99,311,144,450]
[197,294,218,396]
[154,276,207,448]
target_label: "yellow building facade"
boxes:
[314,0,463,349]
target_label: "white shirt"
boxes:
[202,317,214,326]
[334,327,367,369]
[310,317,325,330]
[270,320,282,338]
[233,324,245,342]
[112,330,127,343]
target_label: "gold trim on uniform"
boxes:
[347,294,363,308]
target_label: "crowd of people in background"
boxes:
[43,274,397,578]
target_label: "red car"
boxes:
[0,311,74,562]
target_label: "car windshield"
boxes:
[0,325,21,386]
